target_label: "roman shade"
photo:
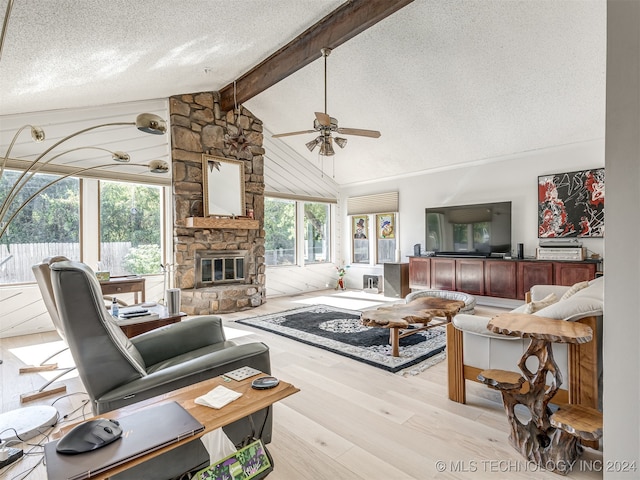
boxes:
[347,192,398,215]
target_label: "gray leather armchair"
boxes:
[49,260,272,479]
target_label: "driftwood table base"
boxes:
[479,313,599,475]
[361,297,464,357]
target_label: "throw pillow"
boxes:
[560,281,590,301]
[524,293,558,314]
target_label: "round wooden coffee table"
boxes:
[361,297,465,357]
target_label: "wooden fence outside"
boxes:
[0,242,132,283]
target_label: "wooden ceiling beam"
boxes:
[219,0,415,112]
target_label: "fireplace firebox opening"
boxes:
[195,250,249,288]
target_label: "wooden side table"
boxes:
[478,313,602,474]
[100,276,146,304]
[118,309,186,338]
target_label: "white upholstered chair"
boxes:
[447,276,603,410]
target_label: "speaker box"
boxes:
[383,263,410,298]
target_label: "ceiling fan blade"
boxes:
[336,127,381,138]
[314,112,331,127]
[272,129,317,138]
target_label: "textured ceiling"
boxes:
[0,0,606,186]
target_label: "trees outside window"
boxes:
[100,181,162,276]
[304,202,329,264]
[0,171,80,284]
[265,197,332,266]
[264,198,296,266]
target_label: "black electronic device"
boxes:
[251,376,280,390]
[119,307,148,316]
[56,418,123,454]
[120,311,151,319]
[425,201,512,256]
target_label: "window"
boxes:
[351,215,370,264]
[264,197,296,266]
[350,212,398,265]
[376,213,396,264]
[99,181,162,276]
[304,202,330,264]
[0,171,80,284]
[265,196,333,267]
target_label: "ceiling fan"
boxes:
[272,47,381,156]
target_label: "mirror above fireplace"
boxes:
[202,154,245,217]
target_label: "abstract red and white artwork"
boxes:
[538,168,604,238]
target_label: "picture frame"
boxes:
[352,215,369,264]
[538,168,604,238]
[202,154,245,217]
[376,213,395,239]
[353,215,368,240]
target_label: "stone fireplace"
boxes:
[169,91,266,315]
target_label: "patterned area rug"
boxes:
[236,304,446,373]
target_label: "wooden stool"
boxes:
[550,404,603,443]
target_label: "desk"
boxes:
[50,375,299,480]
[361,297,464,357]
[478,313,602,474]
[100,276,146,304]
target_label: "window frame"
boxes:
[350,212,399,266]
[0,168,172,286]
[98,179,166,276]
[265,195,335,268]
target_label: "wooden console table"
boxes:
[479,313,602,475]
[408,256,599,300]
[100,276,145,304]
[48,375,299,480]
[361,297,464,357]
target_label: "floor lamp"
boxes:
[0,112,169,441]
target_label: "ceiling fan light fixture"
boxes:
[319,137,335,156]
[306,137,321,152]
[335,137,348,149]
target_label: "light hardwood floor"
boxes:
[0,289,603,480]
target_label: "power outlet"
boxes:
[0,447,23,468]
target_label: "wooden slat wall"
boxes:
[0,99,171,186]
[262,131,343,297]
[263,127,339,200]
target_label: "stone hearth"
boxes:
[170,91,266,314]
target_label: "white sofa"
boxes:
[446,276,603,410]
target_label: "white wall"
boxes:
[603,0,640,473]
[338,139,605,288]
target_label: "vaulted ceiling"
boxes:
[0,0,606,187]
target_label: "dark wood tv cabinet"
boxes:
[408,256,600,300]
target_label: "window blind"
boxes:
[346,192,398,215]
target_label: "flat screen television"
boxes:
[425,201,512,257]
